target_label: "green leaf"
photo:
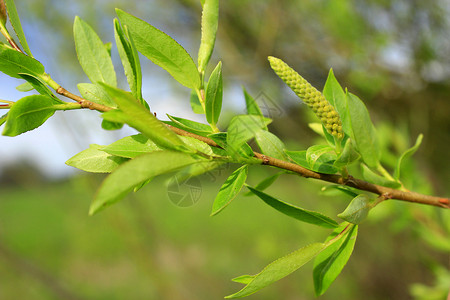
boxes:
[313,223,358,296]
[4,0,33,56]
[205,61,223,126]
[197,0,219,73]
[246,186,338,228]
[346,92,380,168]
[114,18,144,104]
[227,115,272,156]
[99,84,185,151]
[90,151,202,215]
[394,134,423,180]
[334,138,360,168]
[101,119,123,130]
[116,9,200,89]
[211,165,248,216]
[244,171,284,196]
[243,88,265,123]
[166,114,213,137]
[305,145,339,174]
[337,194,372,224]
[190,89,204,114]
[2,95,59,136]
[361,164,401,188]
[66,144,128,173]
[255,130,288,160]
[0,113,7,126]
[226,242,327,298]
[73,16,117,86]
[231,275,255,285]
[0,43,44,78]
[77,83,116,107]
[16,81,33,92]
[323,69,351,136]
[18,73,58,99]
[286,149,342,174]
[208,132,255,160]
[101,134,161,158]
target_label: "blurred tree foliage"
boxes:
[12,0,448,191]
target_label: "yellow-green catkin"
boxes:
[268,56,343,139]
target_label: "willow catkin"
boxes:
[268,56,343,139]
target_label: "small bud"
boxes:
[268,56,343,138]
[0,0,6,26]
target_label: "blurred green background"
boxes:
[1,0,449,299]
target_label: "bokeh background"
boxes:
[0,0,449,299]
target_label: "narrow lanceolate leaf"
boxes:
[243,88,266,127]
[323,69,351,136]
[197,0,219,73]
[0,43,44,78]
[66,144,128,173]
[116,9,201,89]
[313,223,358,296]
[394,134,423,180]
[227,115,272,155]
[166,114,213,137]
[246,186,338,228]
[226,243,327,298]
[205,61,222,126]
[255,130,288,160]
[99,84,185,151]
[101,134,161,158]
[4,0,32,56]
[90,151,202,215]
[361,164,401,189]
[346,92,380,168]
[114,19,143,103]
[210,165,248,216]
[18,73,58,99]
[2,95,59,136]
[77,83,116,107]
[73,16,117,86]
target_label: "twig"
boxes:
[167,124,450,209]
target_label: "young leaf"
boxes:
[73,16,117,86]
[4,0,33,56]
[114,18,144,103]
[197,0,219,73]
[243,88,266,123]
[101,134,161,158]
[313,223,358,296]
[66,144,128,173]
[306,145,337,168]
[226,243,327,298]
[287,146,338,174]
[337,194,372,224]
[166,114,213,137]
[99,84,186,151]
[205,61,223,127]
[190,89,204,114]
[334,138,360,168]
[208,132,255,159]
[346,92,380,168]
[0,43,44,78]
[227,115,271,156]
[323,69,351,136]
[90,151,202,215]
[246,186,338,228]
[77,83,116,107]
[18,73,58,99]
[231,275,255,285]
[394,133,423,180]
[116,9,201,89]
[101,120,123,131]
[211,165,248,216]
[361,164,401,189]
[254,130,288,160]
[2,95,59,136]
[16,81,34,92]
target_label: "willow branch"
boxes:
[55,87,112,112]
[167,125,450,209]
